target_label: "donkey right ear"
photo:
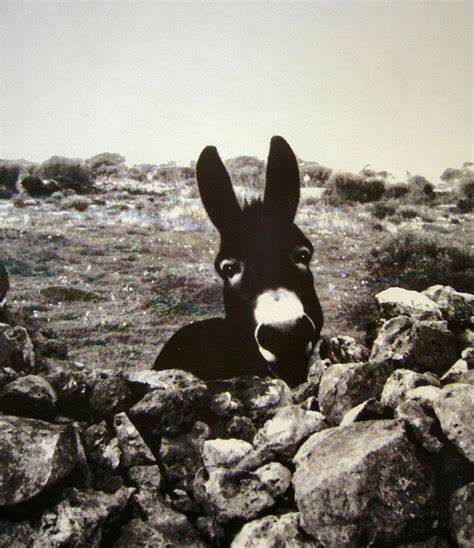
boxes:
[196,146,242,233]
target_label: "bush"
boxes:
[300,162,333,186]
[40,156,92,188]
[405,174,435,204]
[225,156,265,191]
[384,183,410,200]
[0,159,38,192]
[153,165,195,184]
[326,172,386,204]
[371,201,398,219]
[365,231,474,294]
[61,195,91,212]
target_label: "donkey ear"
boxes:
[196,145,242,233]
[264,136,300,222]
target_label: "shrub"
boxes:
[371,201,398,219]
[225,156,265,191]
[61,195,91,212]
[153,165,195,183]
[365,231,474,294]
[405,174,435,204]
[384,183,410,200]
[40,156,92,189]
[300,162,333,186]
[0,159,38,192]
[326,172,386,204]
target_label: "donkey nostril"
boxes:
[256,315,315,358]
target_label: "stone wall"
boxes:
[0,276,473,546]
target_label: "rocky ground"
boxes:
[0,265,473,546]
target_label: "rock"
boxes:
[82,422,122,491]
[113,412,155,467]
[0,374,57,419]
[433,383,474,462]
[159,421,210,490]
[0,366,18,390]
[165,488,202,515]
[33,486,133,546]
[115,519,173,548]
[405,385,442,411]
[225,416,257,443]
[200,461,291,523]
[0,415,78,506]
[207,376,292,426]
[0,324,35,372]
[293,420,436,546]
[441,359,469,384]
[43,360,95,420]
[460,370,474,385]
[132,488,203,544]
[0,519,35,547]
[253,404,327,459]
[129,371,208,438]
[319,361,392,424]
[376,287,442,320]
[462,347,474,368]
[370,316,457,376]
[89,372,132,421]
[124,368,207,399]
[232,512,318,547]
[127,465,161,491]
[395,400,444,453]
[423,285,474,329]
[457,328,474,349]
[449,482,474,547]
[319,335,370,364]
[202,438,253,468]
[398,537,450,547]
[381,369,441,409]
[340,398,393,426]
[0,262,9,303]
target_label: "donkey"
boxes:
[153,136,323,387]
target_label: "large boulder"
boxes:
[376,287,442,320]
[89,372,132,421]
[340,398,393,426]
[113,412,155,468]
[433,383,474,462]
[319,361,392,424]
[232,512,318,547]
[0,324,35,372]
[395,400,444,453]
[0,374,57,420]
[33,487,133,546]
[423,285,474,329]
[319,335,370,364]
[293,420,436,546]
[0,415,78,506]
[370,316,457,376]
[381,369,441,409]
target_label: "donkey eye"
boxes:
[293,248,311,265]
[219,259,241,279]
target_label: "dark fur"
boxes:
[154,137,323,387]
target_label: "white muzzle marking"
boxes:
[253,288,315,363]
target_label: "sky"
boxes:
[0,1,472,182]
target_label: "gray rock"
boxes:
[441,359,469,385]
[82,422,122,491]
[124,368,207,398]
[293,420,436,546]
[0,374,57,419]
[319,335,370,364]
[319,361,392,424]
[370,316,457,375]
[44,359,95,419]
[423,285,474,328]
[457,328,474,350]
[381,369,441,409]
[449,481,474,547]
[376,287,442,320]
[225,415,257,443]
[405,385,442,411]
[0,366,19,390]
[395,400,444,453]
[207,376,292,426]
[340,398,393,426]
[0,415,78,506]
[129,371,207,437]
[202,438,253,468]
[253,404,327,459]
[113,412,155,467]
[199,461,291,523]
[159,421,210,490]
[127,464,161,491]
[89,372,132,421]
[433,383,474,462]
[460,369,474,385]
[461,347,474,368]
[115,518,206,547]
[232,512,318,547]
[0,519,35,547]
[0,324,35,372]
[132,488,203,544]
[33,486,133,547]
[0,262,9,303]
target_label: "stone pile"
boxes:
[0,276,473,546]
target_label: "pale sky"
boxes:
[1,1,472,182]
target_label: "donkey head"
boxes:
[196,136,323,378]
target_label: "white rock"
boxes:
[202,438,253,468]
[376,287,442,320]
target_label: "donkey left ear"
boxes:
[264,136,300,222]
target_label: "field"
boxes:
[1,175,473,372]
